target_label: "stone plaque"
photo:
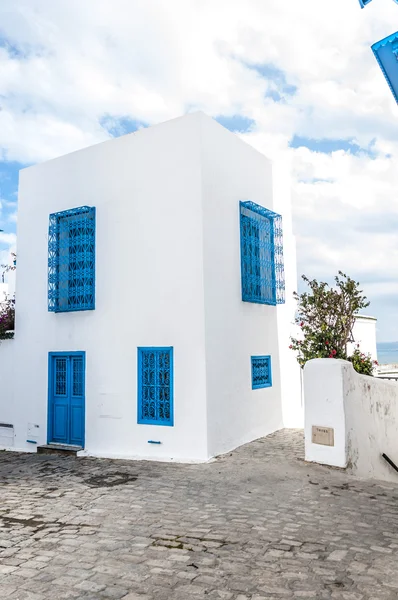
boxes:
[312,425,334,447]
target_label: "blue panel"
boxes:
[372,32,398,104]
[251,356,272,389]
[53,404,68,442]
[240,201,285,305]
[48,206,96,312]
[137,347,174,426]
[48,352,85,447]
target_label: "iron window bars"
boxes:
[251,355,272,389]
[48,206,96,312]
[137,347,174,426]
[240,201,285,305]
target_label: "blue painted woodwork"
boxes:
[251,356,272,389]
[240,201,285,305]
[372,32,398,104]
[359,0,398,6]
[48,352,85,446]
[137,347,174,426]
[48,206,96,312]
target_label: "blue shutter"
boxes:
[240,201,285,305]
[137,347,174,426]
[251,356,272,389]
[48,206,96,312]
[372,32,398,105]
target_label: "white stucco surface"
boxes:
[304,358,398,483]
[349,315,377,361]
[0,112,300,461]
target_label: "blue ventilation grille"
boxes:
[251,356,272,389]
[55,358,67,395]
[72,357,84,397]
[138,347,174,426]
[48,206,96,312]
[240,201,285,305]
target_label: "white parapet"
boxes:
[304,358,398,482]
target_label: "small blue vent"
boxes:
[137,347,174,426]
[251,356,272,389]
[240,201,285,305]
[48,206,96,312]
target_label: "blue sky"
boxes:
[1,0,398,340]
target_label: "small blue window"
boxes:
[137,347,174,426]
[48,206,96,312]
[240,201,285,305]
[251,356,272,389]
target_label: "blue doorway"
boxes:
[48,352,85,447]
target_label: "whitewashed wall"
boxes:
[201,116,285,457]
[0,112,301,462]
[0,341,17,448]
[349,315,377,361]
[304,358,398,483]
[12,112,209,461]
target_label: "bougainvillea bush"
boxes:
[290,272,377,376]
[0,295,15,340]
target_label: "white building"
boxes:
[0,112,301,461]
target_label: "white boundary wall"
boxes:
[304,358,398,482]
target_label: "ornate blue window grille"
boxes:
[137,347,174,426]
[251,356,272,389]
[372,32,398,105]
[48,206,96,312]
[240,201,285,305]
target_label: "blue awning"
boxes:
[372,32,398,104]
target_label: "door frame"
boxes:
[47,351,86,447]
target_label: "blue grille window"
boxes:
[48,206,96,312]
[137,347,174,426]
[240,201,285,305]
[251,356,272,389]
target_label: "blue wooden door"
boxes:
[48,352,85,447]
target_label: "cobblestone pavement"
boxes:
[1,430,398,600]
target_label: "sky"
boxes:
[0,0,398,341]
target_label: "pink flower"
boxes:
[332,349,337,356]
[289,345,293,349]
[325,341,329,345]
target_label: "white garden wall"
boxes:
[304,358,398,483]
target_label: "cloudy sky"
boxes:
[0,0,398,340]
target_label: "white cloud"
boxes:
[0,0,398,339]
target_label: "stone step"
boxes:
[37,444,82,457]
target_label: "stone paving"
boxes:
[1,430,398,600]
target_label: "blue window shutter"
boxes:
[251,356,272,389]
[240,201,285,305]
[137,347,174,426]
[48,206,96,312]
[372,32,398,105]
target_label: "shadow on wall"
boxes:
[304,358,398,484]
